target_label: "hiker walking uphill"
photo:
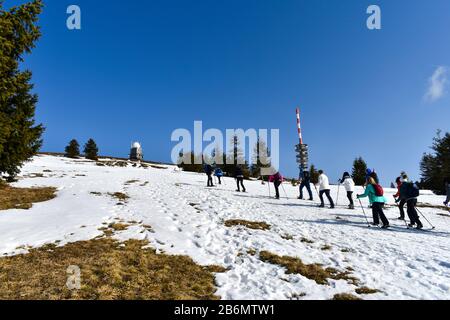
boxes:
[204,164,214,187]
[317,170,335,209]
[234,166,246,193]
[339,172,355,209]
[393,177,406,220]
[398,180,423,229]
[298,170,313,201]
[357,177,390,229]
[269,172,284,199]
[214,168,224,185]
[444,177,450,207]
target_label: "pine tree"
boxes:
[84,139,99,161]
[420,131,450,194]
[226,135,250,178]
[309,164,320,184]
[0,1,44,181]
[250,138,271,178]
[65,139,80,158]
[352,157,368,186]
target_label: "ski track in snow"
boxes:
[1,155,449,300]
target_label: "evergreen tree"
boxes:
[352,157,368,186]
[250,137,271,178]
[309,164,320,184]
[65,139,80,158]
[0,1,44,181]
[420,131,450,194]
[225,135,250,178]
[84,138,99,160]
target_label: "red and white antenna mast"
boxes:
[296,107,303,145]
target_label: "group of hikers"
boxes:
[299,168,426,230]
[203,164,450,230]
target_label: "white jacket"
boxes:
[341,177,355,192]
[318,174,330,191]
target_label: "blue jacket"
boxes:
[214,168,223,177]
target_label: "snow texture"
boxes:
[1,155,449,300]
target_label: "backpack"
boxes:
[373,184,384,197]
[405,182,420,198]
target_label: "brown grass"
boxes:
[224,220,271,231]
[332,293,362,300]
[321,245,332,251]
[281,234,294,240]
[0,238,220,300]
[0,185,57,211]
[124,180,140,185]
[108,192,130,202]
[259,251,360,286]
[355,287,380,295]
[300,237,314,244]
[108,223,130,231]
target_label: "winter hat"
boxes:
[343,172,350,179]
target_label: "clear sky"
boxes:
[11,0,450,185]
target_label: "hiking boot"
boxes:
[398,216,405,220]
[416,221,423,230]
[318,204,325,208]
[308,198,314,201]
[348,204,355,210]
[408,223,416,228]
[381,224,390,229]
[236,189,241,192]
[330,206,335,209]
[371,223,380,226]
[298,196,303,200]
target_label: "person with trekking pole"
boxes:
[316,170,335,209]
[444,177,450,207]
[298,170,313,201]
[214,167,224,185]
[339,172,355,209]
[357,177,390,229]
[269,172,284,200]
[393,177,406,220]
[398,179,423,229]
[234,166,246,193]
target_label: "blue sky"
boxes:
[10,0,450,184]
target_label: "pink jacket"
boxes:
[269,173,283,183]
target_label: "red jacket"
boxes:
[394,182,402,198]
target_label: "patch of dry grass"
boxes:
[300,237,314,244]
[108,223,130,231]
[0,185,57,211]
[0,238,220,300]
[224,220,271,231]
[332,293,362,300]
[355,287,380,295]
[321,245,332,251]
[259,251,360,286]
[108,192,130,202]
[281,234,294,240]
[124,180,140,185]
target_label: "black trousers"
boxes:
[217,176,222,184]
[319,190,335,207]
[407,199,421,225]
[372,202,389,226]
[207,174,213,187]
[347,191,354,206]
[299,181,313,200]
[274,180,281,198]
[236,177,246,192]
[398,199,406,218]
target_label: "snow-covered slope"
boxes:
[1,155,449,300]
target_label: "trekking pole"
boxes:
[358,198,371,227]
[313,184,320,200]
[396,201,410,229]
[415,206,435,230]
[281,183,289,200]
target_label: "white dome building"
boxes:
[130,142,143,161]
